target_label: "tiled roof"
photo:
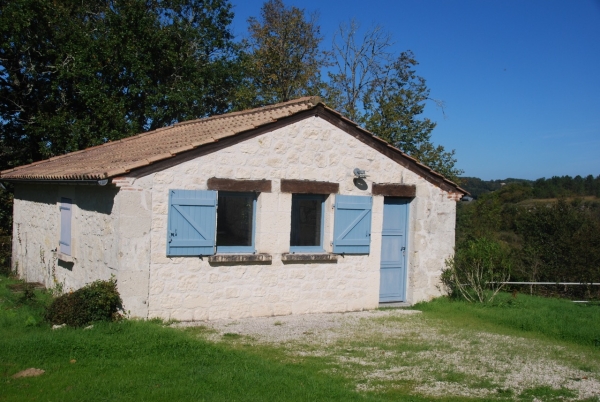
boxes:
[0,96,467,194]
[0,97,319,181]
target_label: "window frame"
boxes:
[216,191,257,254]
[289,193,326,253]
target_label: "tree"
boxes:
[515,199,600,284]
[239,0,326,107]
[0,0,238,172]
[325,19,392,122]
[363,51,462,179]
[325,21,462,181]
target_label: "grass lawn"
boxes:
[2,275,600,401]
[0,275,377,402]
[414,291,600,348]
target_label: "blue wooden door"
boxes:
[379,198,409,302]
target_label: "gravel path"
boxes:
[177,309,421,344]
[176,309,600,401]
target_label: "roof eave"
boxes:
[0,178,110,186]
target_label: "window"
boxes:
[217,192,256,253]
[290,194,325,253]
[167,189,257,257]
[59,198,72,255]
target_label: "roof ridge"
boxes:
[171,96,321,129]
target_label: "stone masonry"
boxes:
[134,116,456,320]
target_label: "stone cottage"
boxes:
[0,97,466,320]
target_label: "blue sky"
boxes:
[229,0,600,181]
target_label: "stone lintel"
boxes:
[372,183,416,197]
[281,253,338,262]
[280,179,339,194]
[207,178,272,193]
[207,253,272,263]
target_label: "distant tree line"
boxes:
[461,175,600,200]
[531,175,600,199]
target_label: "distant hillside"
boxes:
[455,177,600,294]
[459,177,532,198]
[459,175,600,199]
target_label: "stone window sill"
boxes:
[207,253,272,263]
[281,253,338,262]
[54,251,74,263]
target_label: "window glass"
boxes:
[217,192,255,251]
[290,194,324,251]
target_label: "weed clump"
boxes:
[45,277,123,327]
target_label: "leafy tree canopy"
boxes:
[236,0,326,108]
[0,0,237,171]
[363,51,461,180]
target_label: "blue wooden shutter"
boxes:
[167,190,217,256]
[59,198,72,255]
[333,195,372,254]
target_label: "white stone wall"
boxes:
[12,183,151,317]
[112,184,152,317]
[12,184,119,291]
[130,116,457,320]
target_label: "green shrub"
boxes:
[441,237,511,303]
[45,277,123,327]
[516,198,600,284]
